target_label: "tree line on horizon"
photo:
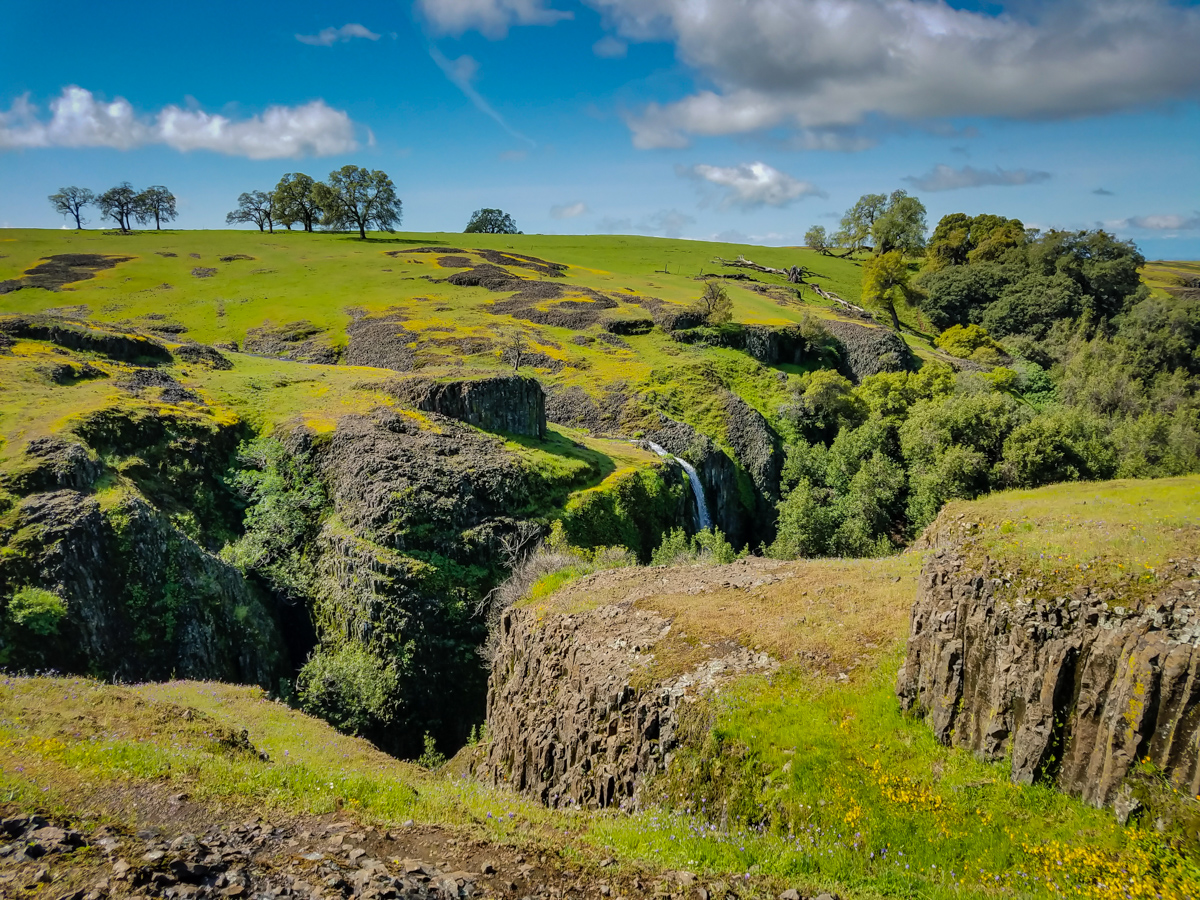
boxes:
[48,184,177,232]
[50,166,526,239]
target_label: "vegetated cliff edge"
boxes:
[897,477,1200,812]
[482,563,784,810]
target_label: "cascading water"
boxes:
[647,442,713,531]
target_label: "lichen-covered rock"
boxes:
[897,546,1200,808]
[821,319,912,381]
[0,490,285,686]
[484,601,775,810]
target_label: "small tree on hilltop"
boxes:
[320,166,402,239]
[464,208,521,234]
[135,185,176,230]
[97,182,139,232]
[862,250,911,331]
[48,187,95,229]
[692,280,733,326]
[273,172,322,232]
[226,190,276,233]
[804,224,829,253]
[835,192,888,255]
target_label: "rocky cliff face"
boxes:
[897,529,1200,809]
[0,489,285,686]
[483,600,775,810]
[389,376,547,439]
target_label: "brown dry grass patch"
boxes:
[531,553,922,680]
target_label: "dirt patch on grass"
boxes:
[0,254,133,293]
[387,247,467,256]
[438,255,472,268]
[244,320,340,364]
[155,250,178,257]
[219,254,255,262]
[191,266,218,278]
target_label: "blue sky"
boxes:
[2,0,1199,258]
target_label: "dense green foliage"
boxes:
[222,436,326,600]
[561,467,687,561]
[650,527,741,566]
[769,214,1200,559]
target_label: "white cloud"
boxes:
[903,164,1052,192]
[0,86,358,159]
[416,0,571,38]
[680,161,823,210]
[430,48,535,145]
[1118,212,1200,230]
[296,23,381,46]
[584,0,1200,148]
[550,201,588,219]
[593,35,627,58]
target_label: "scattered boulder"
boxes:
[174,342,233,370]
[244,320,340,364]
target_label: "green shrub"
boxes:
[296,644,401,739]
[561,467,684,560]
[651,527,739,566]
[935,323,1004,360]
[7,587,67,636]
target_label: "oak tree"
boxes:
[48,186,95,229]
[320,166,402,239]
[226,190,276,233]
[464,208,520,234]
[135,186,177,230]
[96,182,139,232]
[273,173,322,232]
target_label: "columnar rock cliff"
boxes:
[484,600,774,810]
[897,536,1200,808]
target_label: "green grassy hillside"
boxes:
[0,228,874,476]
[2,478,1197,900]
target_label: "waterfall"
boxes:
[647,442,713,531]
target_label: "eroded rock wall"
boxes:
[392,376,547,439]
[897,546,1200,808]
[484,601,774,810]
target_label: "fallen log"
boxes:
[712,255,817,284]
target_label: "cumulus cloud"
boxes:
[416,0,571,38]
[1118,212,1200,230]
[582,0,1200,148]
[903,164,1051,192]
[680,161,823,209]
[593,35,627,58]
[295,23,380,46]
[430,48,535,145]
[0,86,358,158]
[550,201,588,219]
